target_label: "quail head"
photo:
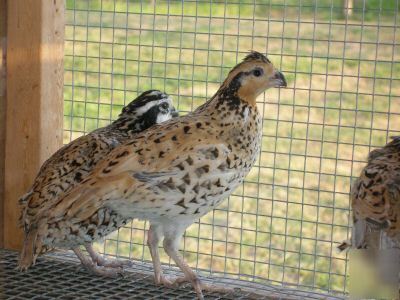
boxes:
[19,52,286,299]
[19,90,178,274]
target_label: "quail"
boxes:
[19,90,178,274]
[19,52,287,298]
[339,136,400,252]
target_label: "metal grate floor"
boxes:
[0,249,345,300]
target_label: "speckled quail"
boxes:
[19,90,178,273]
[339,136,400,252]
[19,52,286,299]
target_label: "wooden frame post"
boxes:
[0,0,6,248]
[3,0,64,250]
[343,0,354,17]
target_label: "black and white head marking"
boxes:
[116,90,179,133]
[121,90,173,116]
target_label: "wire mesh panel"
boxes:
[0,249,345,299]
[64,0,400,296]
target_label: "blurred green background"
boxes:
[64,0,399,295]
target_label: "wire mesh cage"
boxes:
[63,0,399,297]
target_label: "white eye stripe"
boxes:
[134,97,174,115]
[148,90,164,96]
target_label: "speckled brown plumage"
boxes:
[19,90,177,272]
[340,136,400,251]
[19,51,287,299]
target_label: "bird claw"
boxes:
[94,257,133,269]
[167,276,183,286]
[87,249,133,269]
[171,276,237,299]
[171,276,194,287]
[155,275,204,299]
[80,263,124,278]
[77,255,126,278]
[152,274,171,286]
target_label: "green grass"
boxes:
[64,0,400,295]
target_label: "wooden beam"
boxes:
[4,0,64,250]
[0,0,6,249]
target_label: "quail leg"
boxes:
[85,244,132,268]
[163,231,236,299]
[73,247,123,278]
[163,232,205,300]
[147,224,173,286]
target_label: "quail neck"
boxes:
[195,71,264,168]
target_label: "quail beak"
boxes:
[273,71,287,88]
[171,108,179,118]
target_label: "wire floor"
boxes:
[0,249,346,300]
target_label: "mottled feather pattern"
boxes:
[47,112,260,226]
[342,136,400,251]
[19,51,287,298]
[19,90,177,268]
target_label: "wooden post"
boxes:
[343,0,354,17]
[4,0,64,250]
[0,0,6,248]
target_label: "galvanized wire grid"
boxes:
[63,0,400,297]
[0,249,345,300]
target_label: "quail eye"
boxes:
[160,102,169,110]
[253,68,263,77]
